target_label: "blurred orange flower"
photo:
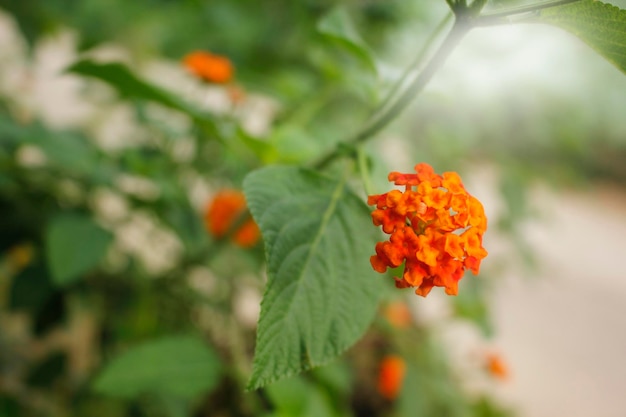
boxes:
[204,190,260,247]
[383,300,412,328]
[368,163,488,297]
[485,352,509,381]
[183,51,234,84]
[378,355,406,400]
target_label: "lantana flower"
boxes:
[368,163,488,297]
[378,355,406,400]
[183,50,234,84]
[204,189,260,248]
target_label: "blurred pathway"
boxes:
[491,184,626,417]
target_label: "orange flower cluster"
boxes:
[368,163,488,297]
[204,190,260,248]
[378,355,406,400]
[183,51,234,84]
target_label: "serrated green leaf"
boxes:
[45,213,113,286]
[317,5,378,76]
[93,336,220,400]
[243,166,384,390]
[538,0,626,73]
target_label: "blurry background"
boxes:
[0,0,625,416]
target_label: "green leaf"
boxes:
[66,60,219,131]
[0,114,104,179]
[538,0,626,73]
[34,131,101,177]
[93,335,221,400]
[265,375,336,417]
[243,166,384,390]
[26,351,67,388]
[317,6,378,76]
[235,126,278,163]
[270,124,320,164]
[9,259,54,311]
[45,213,113,286]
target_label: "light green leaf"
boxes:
[270,124,320,164]
[538,0,626,73]
[266,375,336,417]
[0,114,103,179]
[235,126,277,163]
[45,213,113,286]
[93,335,221,400]
[317,5,378,76]
[243,166,384,390]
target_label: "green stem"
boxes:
[475,0,583,25]
[311,16,472,169]
[357,147,374,196]
[372,12,454,122]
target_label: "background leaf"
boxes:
[9,259,54,311]
[243,166,385,390]
[93,335,221,400]
[0,114,105,180]
[316,5,380,101]
[317,5,378,76]
[538,0,626,73]
[265,375,337,417]
[67,60,218,131]
[45,213,113,286]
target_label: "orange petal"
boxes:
[444,233,464,259]
[415,278,435,297]
[442,171,465,194]
[370,254,389,273]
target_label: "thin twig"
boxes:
[475,0,583,26]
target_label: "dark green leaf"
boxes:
[67,60,219,132]
[45,213,113,286]
[26,351,67,388]
[243,166,384,390]
[0,393,20,416]
[0,0,53,47]
[33,292,66,336]
[538,0,626,73]
[93,335,221,400]
[9,259,54,311]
